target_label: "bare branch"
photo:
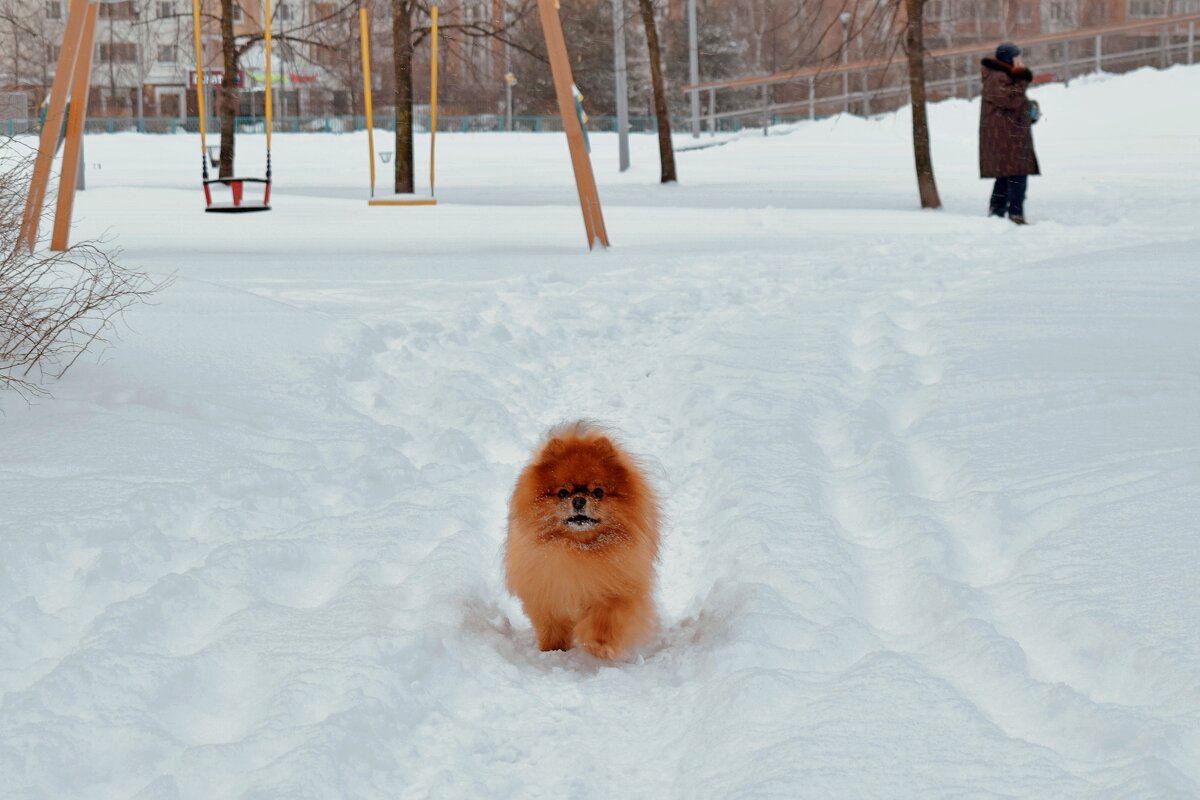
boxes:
[0,140,171,400]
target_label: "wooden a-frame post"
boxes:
[536,0,610,249]
[19,0,98,253]
[52,2,99,250]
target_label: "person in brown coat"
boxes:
[980,42,1040,224]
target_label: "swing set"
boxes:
[23,0,609,248]
[360,4,438,206]
[354,0,609,248]
[190,0,274,212]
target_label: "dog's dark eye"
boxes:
[592,487,604,499]
[557,488,569,499]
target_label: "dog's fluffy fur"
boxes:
[505,421,660,660]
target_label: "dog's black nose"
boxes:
[572,496,586,512]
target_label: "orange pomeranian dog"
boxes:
[505,421,660,660]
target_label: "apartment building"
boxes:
[0,0,341,120]
[0,0,195,118]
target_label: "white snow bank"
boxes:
[1,64,1198,799]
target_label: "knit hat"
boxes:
[995,42,1021,65]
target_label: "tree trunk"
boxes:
[108,18,117,118]
[905,0,941,209]
[219,0,238,178]
[637,0,676,183]
[392,0,415,194]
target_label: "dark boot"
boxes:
[989,178,1009,218]
[1006,176,1028,223]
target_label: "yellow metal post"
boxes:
[191,0,208,154]
[264,0,273,152]
[360,7,375,198]
[430,5,437,197]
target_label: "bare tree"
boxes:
[502,0,617,118]
[218,0,239,176]
[385,0,538,193]
[199,0,360,177]
[391,0,418,193]
[1,3,49,99]
[0,143,166,399]
[636,0,675,183]
[903,0,941,208]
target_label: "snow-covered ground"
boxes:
[2,65,1198,798]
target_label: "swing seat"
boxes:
[204,176,271,213]
[368,193,437,207]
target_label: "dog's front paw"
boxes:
[574,615,623,660]
[534,618,573,652]
[577,636,620,660]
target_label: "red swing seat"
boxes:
[203,175,271,213]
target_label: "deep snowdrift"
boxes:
[2,65,1198,798]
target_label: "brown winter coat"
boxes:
[979,57,1040,178]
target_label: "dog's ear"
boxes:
[592,438,629,472]
[541,437,568,460]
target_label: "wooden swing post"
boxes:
[536,0,609,249]
[51,1,99,251]
[19,0,98,252]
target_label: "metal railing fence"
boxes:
[684,13,1199,134]
[4,113,699,138]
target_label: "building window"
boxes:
[47,44,60,62]
[1127,0,1166,16]
[232,3,242,21]
[98,1,138,19]
[972,0,1001,21]
[158,1,174,18]
[46,1,61,19]
[98,42,139,63]
[1172,0,1200,11]
[312,44,336,67]
[1042,0,1078,28]
[463,2,477,65]
[158,44,177,62]
[276,2,291,21]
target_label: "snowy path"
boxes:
[3,67,1199,798]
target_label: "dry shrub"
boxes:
[0,139,166,399]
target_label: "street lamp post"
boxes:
[505,68,515,132]
[840,12,850,114]
[612,0,630,170]
[688,0,699,137]
[503,0,514,131]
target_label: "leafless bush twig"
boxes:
[0,139,167,400]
